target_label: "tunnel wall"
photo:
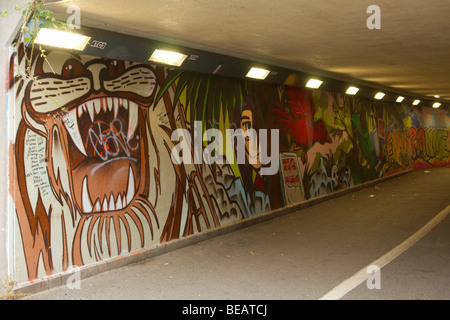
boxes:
[7,49,450,285]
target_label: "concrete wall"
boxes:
[4,48,450,289]
[0,0,27,292]
[0,41,8,294]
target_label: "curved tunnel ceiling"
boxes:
[46,0,450,104]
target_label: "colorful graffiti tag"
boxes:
[8,48,450,284]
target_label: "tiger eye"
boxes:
[62,58,85,78]
[106,59,125,77]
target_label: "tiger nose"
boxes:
[87,64,107,92]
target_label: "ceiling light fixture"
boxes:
[412,99,421,106]
[305,78,323,89]
[432,102,441,108]
[148,49,188,67]
[346,86,359,95]
[34,28,91,51]
[374,92,385,100]
[396,96,405,103]
[246,67,270,80]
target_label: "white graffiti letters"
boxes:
[88,118,139,161]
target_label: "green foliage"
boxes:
[156,70,251,133]
[1,0,61,80]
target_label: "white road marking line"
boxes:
[319,204,450,300]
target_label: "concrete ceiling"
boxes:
[47,0,450,103]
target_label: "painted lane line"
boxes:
[319,204,450,300]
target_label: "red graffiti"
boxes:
[281,157,301,187]
[274,87,331,152]
[282,157,297,171]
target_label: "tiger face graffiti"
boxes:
[14,51,161,275]
[26,57,155,216]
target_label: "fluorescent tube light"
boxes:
[374,92,385,100]
[246,67,270,80]
[346,86,359,95]
[396,96,405,103]
[149,49,188,67]
[35,28,91,51]
[432,102,441,108]
[305,78,323,89]
[412,99,421,105]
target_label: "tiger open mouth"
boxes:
[62,96,146,215]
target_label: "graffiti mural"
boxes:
[273,86,449,199]
[8,47,450,284]
[383,126,449,172]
